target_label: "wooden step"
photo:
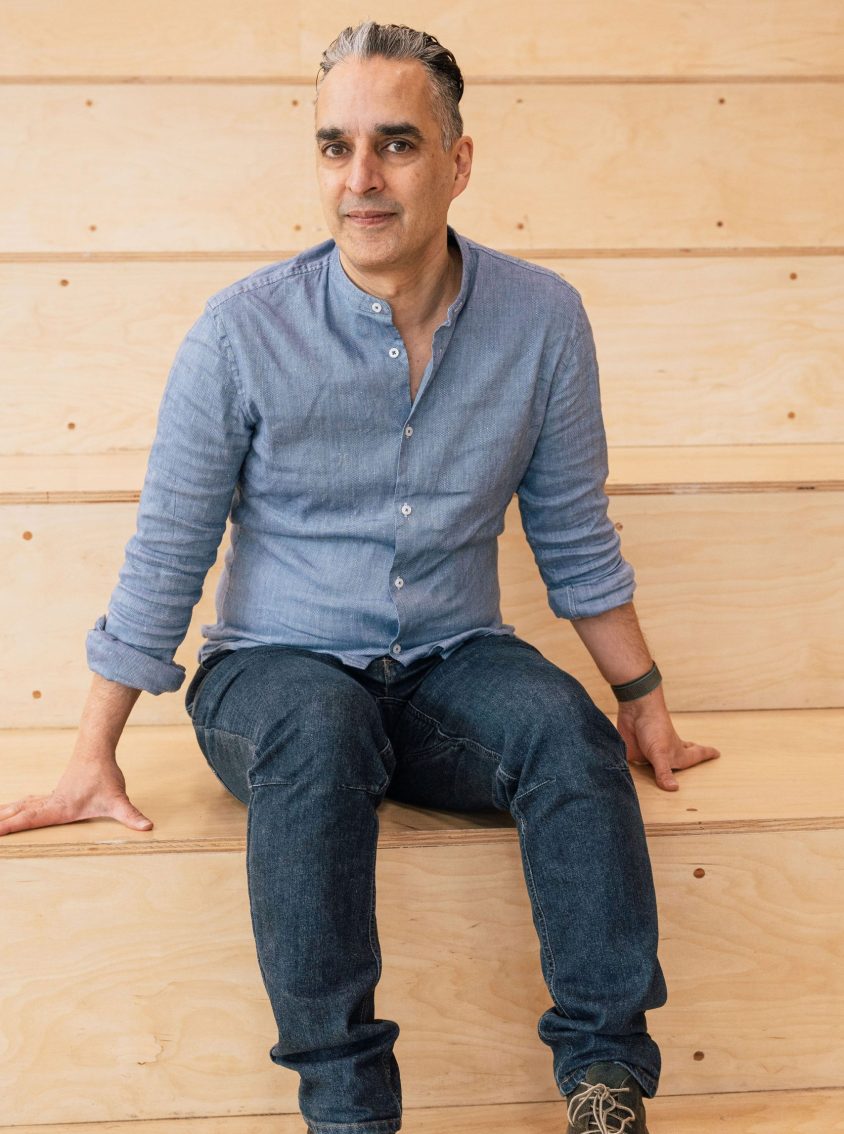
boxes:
[3,254,843,456]
[2,710,841,855]
[0,1087,841,1134]
[3,444,843,502]
[3,447,842,723]
[1,712,841,1125]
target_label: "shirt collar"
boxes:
[327,224,474,324]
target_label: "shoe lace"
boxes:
[566,1080,637,1133]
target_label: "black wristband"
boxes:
[611,662,662,702]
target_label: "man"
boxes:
[0,21,720,1134]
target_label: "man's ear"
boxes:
[451,135,473,202]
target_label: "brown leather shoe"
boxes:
[565,1061,650,1132]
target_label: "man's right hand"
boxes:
[0,671,151,837]
[0,757,153,836]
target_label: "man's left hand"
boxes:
[615,688,721,792]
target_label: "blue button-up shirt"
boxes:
[86,225,635,694]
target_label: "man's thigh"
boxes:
[386,632,628,812]
[186,644,394,804]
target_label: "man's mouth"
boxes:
[345,210,396,226]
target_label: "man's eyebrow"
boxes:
[374,122,424,140]
[315,126,344,143]
[315,122,425,143]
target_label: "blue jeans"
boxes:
[184,631,667,1133]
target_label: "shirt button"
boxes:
[371,302,382,313]
[392,643,402,655]
[404,425,413,437]
[394,577,404,588]
[400,503,412,516]
[388,347,400,359]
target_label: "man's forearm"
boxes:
[72,673,142,765]
[570,601,654,687]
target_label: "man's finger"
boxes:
[111,796,154,831]
[674,742,721,769]
[645,747,679,790]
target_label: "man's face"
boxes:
[314,55,471,275]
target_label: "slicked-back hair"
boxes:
[316,21,465,150]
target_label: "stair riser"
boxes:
[3,828,840,1124]
[3,491,843,726]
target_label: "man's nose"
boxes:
[345,149,384,195]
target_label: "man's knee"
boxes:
[502,665,628,780]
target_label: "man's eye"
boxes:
[386,140,411,153]
[323,143,346,157]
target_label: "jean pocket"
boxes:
[184,649,234,718]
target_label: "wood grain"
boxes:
[2,85,842,253]
[2,445,843,502]
[4,489,840,724]
[2,256,842,457]
[2,0,842,78]
[1,1089,841,1133]
[0,710,841,859]
[1,830,840,1121]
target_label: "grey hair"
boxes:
[316,21,465,150]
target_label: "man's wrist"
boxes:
[611,661,662,702]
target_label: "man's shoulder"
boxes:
[203,240,335,313]
[464,234,585,313]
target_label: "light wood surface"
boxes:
[0,710,841,858]
[3,0,842,78]
[1,1089,841,1132]
[2,488,840,726]
[3,256,842,457]
[3,84,842,253]
[2,830,840,1119]
[2,445,842,502]
[0,1089,840,1133]
[2,2,840,1127]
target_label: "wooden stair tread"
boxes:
[1,709,840,857]
[2,444,842,503]
[0,1088,839,1133]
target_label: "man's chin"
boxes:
[335,229,403,270]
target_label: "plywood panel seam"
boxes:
[3,248,844,263]
[4,815,842,861]
[1,74,843,85]
[5,482,843,506]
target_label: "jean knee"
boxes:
[513,669,628,779]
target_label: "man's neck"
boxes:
[339,234,462,333]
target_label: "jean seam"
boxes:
[193,723,260,791]
[342,738,394,796]
[402,702,501,763]
[380,1047,402,1115]
[367,812,381,985]
[511,794,570,1025]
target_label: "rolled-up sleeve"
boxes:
[516,299,635,620]
[86,304,254,693]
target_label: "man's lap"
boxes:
[184,632,628,811]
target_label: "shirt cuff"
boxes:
[547,559,637,620]
[86,614,186,694]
